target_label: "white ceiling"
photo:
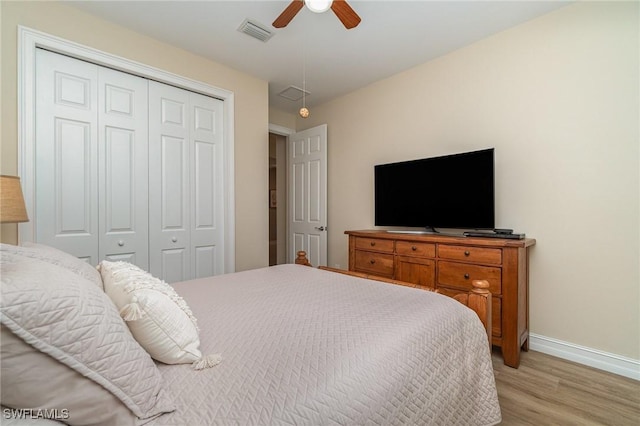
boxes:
[66,0,570,114]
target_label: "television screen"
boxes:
[374,148,495,230]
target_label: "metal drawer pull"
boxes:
[411,245,417,251]
[464,273,470,279]
[370,241,376,246]
[464,251,470,256]
[370,259,376,264]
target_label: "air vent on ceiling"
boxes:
[278,86,310,102]
[238,19,274,42]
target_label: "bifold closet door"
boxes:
[35,49,148,268]
[34,49,225,280]
[98,67,149,268]
[148,81,224,283]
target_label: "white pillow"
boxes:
[98,261,213,367]
[0,252,174,421]
[0,242,103,289]
[1,325,142,426]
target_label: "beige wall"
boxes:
[298,2,639,359]
[269,107,297,131]
[0,1,269,270]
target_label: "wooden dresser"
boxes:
[345,230,535,368]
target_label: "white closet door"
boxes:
[34,50,227,278]
[35,49,99,264]
[148,83,225,282]
[98,67,149,268]
[148,81,191,282]
[190,92,225,278]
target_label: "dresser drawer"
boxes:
[396,241,436,257]
[395,256,435,288]
[438,244,502,265]
[437,261,502,294]
[354,250,394,277]
[354,237,394,253]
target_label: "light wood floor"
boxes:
[492,349,640,425]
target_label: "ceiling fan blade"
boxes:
[273,0,304,28]
[331,0,361,29]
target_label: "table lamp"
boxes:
[0,175,29,223]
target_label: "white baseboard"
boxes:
[529,333,640,381]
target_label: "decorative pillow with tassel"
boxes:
[98,261,221,370]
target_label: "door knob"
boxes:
[314,226,326,231]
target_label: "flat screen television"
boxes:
[374,148,495,230]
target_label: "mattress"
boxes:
[150,264,501,425]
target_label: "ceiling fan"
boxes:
[273,0,361,30]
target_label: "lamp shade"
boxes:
[0,175,29,223]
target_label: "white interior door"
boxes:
[189,91,225,279]
[35,49,149,269]
[288,124,328,266]
[148,82,225,282]
[35,49,99,264]
[148,81,191,282]
[98,66,149,268]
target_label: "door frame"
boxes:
[17,26,236,272]
[268,124,294,263]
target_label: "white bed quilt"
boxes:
[150,264,501,425]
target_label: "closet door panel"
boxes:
[149,81,190,282]
[57,121,92,233]
[161,136,187,227]
[161,249,188,284]
[98,67,149,269]
[190,92,225,278]
[35,49,99,264]
[195,246,216,278]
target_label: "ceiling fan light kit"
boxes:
[306,0,333,14]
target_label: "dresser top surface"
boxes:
[345,230,536,248]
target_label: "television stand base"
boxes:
[387,230,430,234]
[464,231,525,239]
[386,226,440,235]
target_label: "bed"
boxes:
[1,244,501,426]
